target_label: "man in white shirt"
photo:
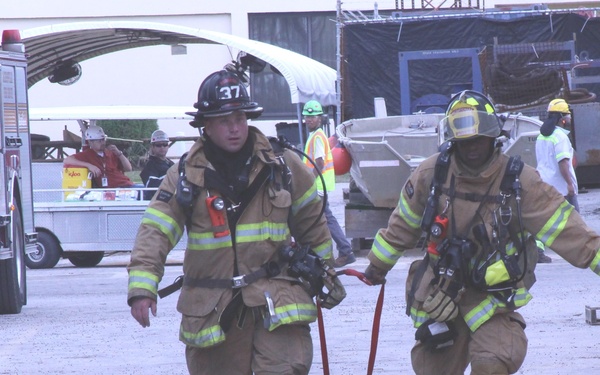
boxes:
[535,98,579,263]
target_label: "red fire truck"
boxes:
[0,30,38,314]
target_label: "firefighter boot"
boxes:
[537,248,552,263]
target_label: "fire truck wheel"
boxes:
[26,231,61,269]
[0,204,26,314]
[67,252,104,268]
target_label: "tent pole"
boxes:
[336,0,342,125]
[297,103,304,147]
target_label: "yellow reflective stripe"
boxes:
[397,193,422,229]
[556,151,570,161]
[371,231,403,266]
[464,295,505,332]
[410,307,429,328]
[536,201,573,247]
[312,239,333,260]
[504,232,530,256]
[590,249,600,275]
[538,134,570,161]
[267,303,317,331]
[464,289,532,332]
[537,134,559,144]
[535,239,544,249]
[323,160,335,171]
[128,270,159,294]
[180,324,225,348]
[187,232,232,250]
[292,182,319,216]
[236,222,290,243]
[484,102,494,114]
[319,164,335,193]
[512,288,532,308]
[505,241,517,256]
[142,207,183,247]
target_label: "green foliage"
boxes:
[97,119,158,170]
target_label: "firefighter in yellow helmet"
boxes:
[302,100,355,267]
[364,90,600,374]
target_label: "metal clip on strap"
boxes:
[232,275,249,288]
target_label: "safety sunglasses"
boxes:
[153,143,169,148]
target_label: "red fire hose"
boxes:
[317,269,385,375]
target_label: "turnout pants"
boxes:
[411,311,528,375]
[186,307,313,375]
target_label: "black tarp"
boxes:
[341,13,600,120]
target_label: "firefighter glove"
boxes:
[422,274,464,322]
[364,263,388,285]
[319,268,347,309]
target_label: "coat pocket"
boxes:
[177,288,231,348]
[180,312,225,348]
[405,259,436,305]
[263,278,316,330]
[177,286,229,316]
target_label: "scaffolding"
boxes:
[335,1,600,122]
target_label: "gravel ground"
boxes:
[1,183,599,374]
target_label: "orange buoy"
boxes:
[332,145,352,175]
[328,135,338,149]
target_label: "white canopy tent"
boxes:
[21,21,338,144]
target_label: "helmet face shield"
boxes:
[442,90,501,141]
[445,102,481,139]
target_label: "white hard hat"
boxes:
[85,126,107,141]
[151,130,169,143]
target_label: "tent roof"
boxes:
[21,21,337,106]
[29,105,193,121]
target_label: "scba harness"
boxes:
[158,136,345,311]
[410,146,536,350]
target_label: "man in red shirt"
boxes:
[64,125,134,188]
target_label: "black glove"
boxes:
[364,263,388,285]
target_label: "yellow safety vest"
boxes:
[303,128,335,193]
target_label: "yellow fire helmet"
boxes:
[442,90,501,141]
[547,98,571,114]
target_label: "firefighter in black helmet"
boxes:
[128,70,341,375]
[187,69,263,128]
[364,90,600,374]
